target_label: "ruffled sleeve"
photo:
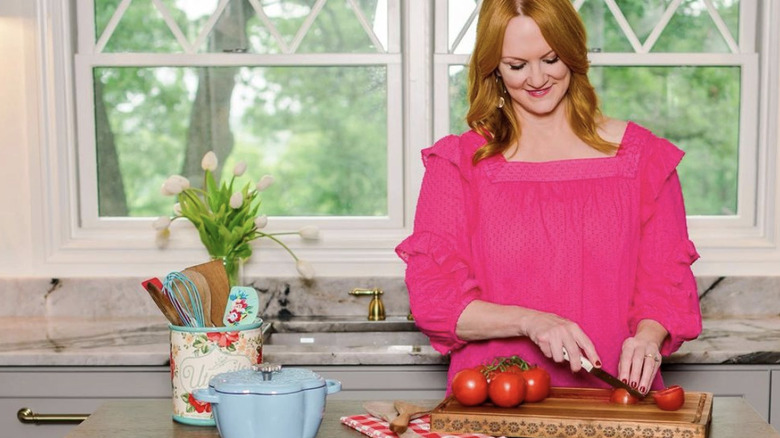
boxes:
[630,134,702,356]
[395,134,484,355]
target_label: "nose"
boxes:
[527,62,546,88]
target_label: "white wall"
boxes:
[0,2,35,275]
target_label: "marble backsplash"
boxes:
[0,275,778,319]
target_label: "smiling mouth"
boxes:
[527,87,551,97]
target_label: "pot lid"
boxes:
[209,364,326,395]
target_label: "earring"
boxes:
[497,97,505,109]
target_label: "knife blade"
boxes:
[562,348,645,399]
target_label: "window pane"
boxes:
[447,65,740,216]
[94,66,388,218]
[651,0,739,53]
[95,0,391,54]
[592,66,740,215]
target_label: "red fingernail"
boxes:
[639,386,646,393]
[595,360,602,367]
[621,378,627,384]
[631,381,638,389]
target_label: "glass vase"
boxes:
[214,255,245,288]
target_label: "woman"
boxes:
[396,0,701,396]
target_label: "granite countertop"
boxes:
[1,315,779,367]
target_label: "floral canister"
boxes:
[169,322,263,425]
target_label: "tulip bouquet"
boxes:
[153,151,318,281]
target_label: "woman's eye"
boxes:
[544,56,560,64]
[508,63,526,70]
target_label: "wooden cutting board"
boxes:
[430,387,713,438]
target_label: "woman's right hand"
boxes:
[520,309,601,372]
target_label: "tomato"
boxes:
[610,388,640,405]
[488,372,526,408]
[652,385,685,411]
[452,368,489,406]
[521,367,551,402]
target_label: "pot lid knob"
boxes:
[255,363,282,381]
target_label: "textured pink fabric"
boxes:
[396,122,702,393]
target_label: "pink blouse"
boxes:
[396,122,702,392]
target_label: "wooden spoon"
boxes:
[141,278,183,326]
[389,401,433,434]
[182,269,213,327]
[187,260,231,327]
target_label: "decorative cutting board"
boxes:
[430,387,713,438]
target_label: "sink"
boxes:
[264,330,430,347]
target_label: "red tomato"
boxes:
[653,385,685,411]
[610,388,640,405]
[521,367,551,402]
[452,368,489,406]
[488,372,526,408]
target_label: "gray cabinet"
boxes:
[1,367,170,438]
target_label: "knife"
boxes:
[562,348,645,399]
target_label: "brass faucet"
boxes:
[349,288,385,321]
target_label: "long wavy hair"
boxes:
[468,0,617,164]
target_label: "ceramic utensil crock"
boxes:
[193,364,341,438]
[170,322,263,425]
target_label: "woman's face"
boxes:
[496,15,571,120]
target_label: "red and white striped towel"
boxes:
[340,414,503,438]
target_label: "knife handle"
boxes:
[562,348,594,372]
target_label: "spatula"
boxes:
[186,260,231,327]
[141,278,183,326]
[363,402,425,438]
[182,269,213,327]
[389,400,434,434]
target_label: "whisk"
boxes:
[163,271,206,327]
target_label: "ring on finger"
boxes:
[644,353,661,363]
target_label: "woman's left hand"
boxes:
[617,319,668,395]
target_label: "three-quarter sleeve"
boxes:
[395,135,482,355]
[630,137,702,356]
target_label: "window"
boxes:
[34,0,780,276]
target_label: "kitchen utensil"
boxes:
[430,387,713,438]
[362,401,398,422]
[223,286,260,327]
[182,268,213,327]
[141,278,183,325]
[390,400,433,434]
[163,271,206,327]
[362,401,426,438]
[562,348,644,399]
[187,259,231,327]
[193,364,341,438]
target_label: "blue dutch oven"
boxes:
[193,364,341,438]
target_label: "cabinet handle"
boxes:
[17,408,88,424]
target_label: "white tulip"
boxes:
[168,175,190,189]
[229,191,244,209]
[298,225,320,241]
[233,161,247,177]
[155,228,171,249]
[256,175,275,191]
[161,177,185,195]
[296,259,315,280]
[201,151,218,171]
[152,216,172,230]
[254,215,268,229]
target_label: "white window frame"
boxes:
[25,0,780,277]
